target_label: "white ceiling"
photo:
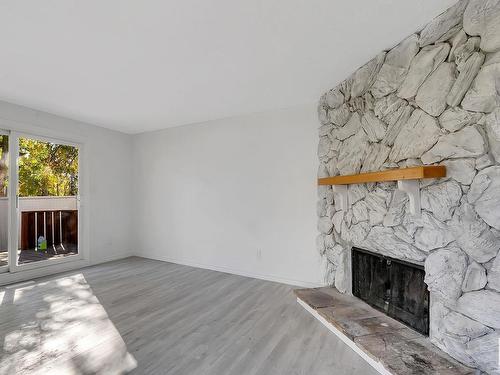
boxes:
[0,0,456,134]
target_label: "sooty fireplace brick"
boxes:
[352,247,429,335]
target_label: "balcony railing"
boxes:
[0,196,78,252]
[20,210,78,251]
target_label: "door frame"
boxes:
[0,129,10,274]
[8,131,84,273]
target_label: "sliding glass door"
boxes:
[11,133,81,271]
[0,132,9,272]
[0,130,82,274]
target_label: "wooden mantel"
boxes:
[318,166,447,216]
[318,166,446,186]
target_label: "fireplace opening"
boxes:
[351,247,429,335]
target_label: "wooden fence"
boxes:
[0,196,77,251]
[20,210,78,250]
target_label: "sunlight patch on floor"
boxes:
[0,273,137,374]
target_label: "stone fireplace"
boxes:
[316,0,500,373]
[351,247,430,335]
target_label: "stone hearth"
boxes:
[295,288,474,375]
[316,0,500,373]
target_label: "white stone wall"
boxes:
[316,1,500,373]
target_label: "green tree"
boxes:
[18,139,78,197]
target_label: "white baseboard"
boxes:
[90,250,134,266]
[0,252,133,287]
[137,254,324,288]
[0,252,323,289]
[0,259,90,287]
[297,297,391,375]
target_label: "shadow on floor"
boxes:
[0,269,136,374]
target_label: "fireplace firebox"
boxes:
[352,247,429,335]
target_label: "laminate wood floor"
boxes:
[0,257,378,375]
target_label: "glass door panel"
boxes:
[0,133,8,269]
[17,136,79,265]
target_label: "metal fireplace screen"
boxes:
[352,247,429,335]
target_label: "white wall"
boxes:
[0,100,134,266]
[0,100,323,287]
[133,106,324,287]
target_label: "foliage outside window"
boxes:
[18,139,78,197]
